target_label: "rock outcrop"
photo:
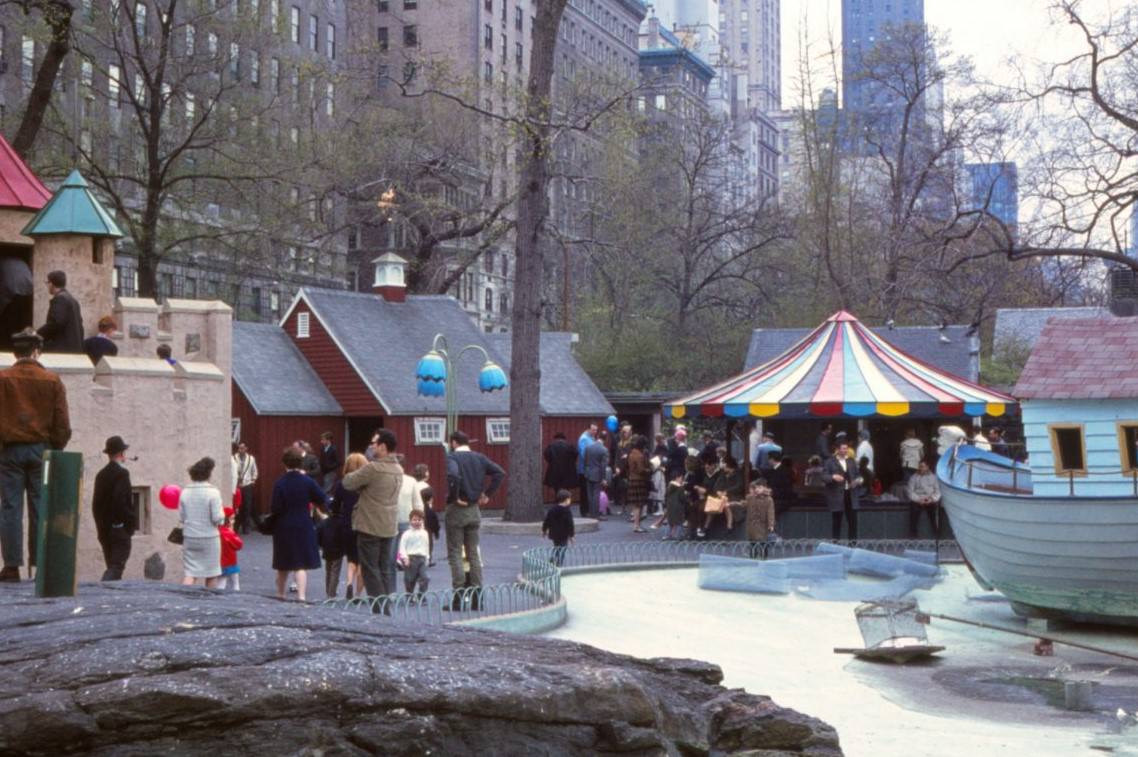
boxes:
[0,583,841,755]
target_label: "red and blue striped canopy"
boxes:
[664,311,1015,420]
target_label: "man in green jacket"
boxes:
[343,429,403,599]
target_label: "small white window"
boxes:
[297,311,310,338]
[486,417,510,444]
[414,417,446,445]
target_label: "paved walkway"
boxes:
[237,508,666,599]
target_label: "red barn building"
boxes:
[231,257,613,512]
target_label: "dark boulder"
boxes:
[0,583,841,756]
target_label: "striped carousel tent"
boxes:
[664,311,1016,420]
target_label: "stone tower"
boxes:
[22,169,124,341]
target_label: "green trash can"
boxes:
[35,450,84,598]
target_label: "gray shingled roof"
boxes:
[300,289,512,415]
[487,332,614,417]
[993,306,1111,355]
[745,325,978,381]
[232,322,342,415]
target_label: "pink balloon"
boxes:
[159,484,182,510]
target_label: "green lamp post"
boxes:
[415,334,508,439]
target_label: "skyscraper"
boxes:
[841,0,924,116]
[965,162,1018,235]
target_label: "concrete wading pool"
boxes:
[544,566,1138,756]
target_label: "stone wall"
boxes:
[0,297,233,582]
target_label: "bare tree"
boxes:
[9,0,73,157]
[40,0,330,298]
[977,0,1138,273]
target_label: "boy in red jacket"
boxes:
[219,507,244,591]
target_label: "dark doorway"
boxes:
[0,246,34,350]
[348,417,384,453]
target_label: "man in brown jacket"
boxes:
[342,428,403,599]
[0,328,71,581]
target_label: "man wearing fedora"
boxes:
[0,328,71,582]
[93,436,136,580]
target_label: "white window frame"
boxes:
[486,417,510,444]
[414,417,446,445]
[296,311,310,338]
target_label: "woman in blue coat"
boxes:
[271,446,328,600]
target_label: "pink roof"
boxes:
[0,133,51,211]
[1014,316,1138,400]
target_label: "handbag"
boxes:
[167,525,184,545]
[257,512,277,535]
[703,494,727,514]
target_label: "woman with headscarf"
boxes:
[178,457,224,587]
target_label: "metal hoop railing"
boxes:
[320,538,958,626]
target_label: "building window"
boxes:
[296,310,310,338]
[515,42,523,69]
[326,23,335,58]
[108,63,122,105]
[309,14,318,50]
[377,0,387,10]
[403,0,415,8]
[499,292,508,312]
[484,24,492,49]
[229,43,240,77]
[325,82,334,115]
[403,24,416,47]
[250,55,260,85]
[271,0,280,30]
[270,57,280,92]
[1118,423,1138,473]
[131,487,152,536]
[484,287,493,312]
[484,0,491,10]
[377,26,388,50]
[20,35,33,87]
[500,255,508,277]
[483,250,494,272]
[514,5,522,30]
[208,31,218,58]
[486,417,510,444]
[290,6,299,43]
[134,2,147,37]
[185,25,195,55]
[413,417,445,445]
[483,61,492,82]
[1048,424,1086,476]
[270,290,280,315]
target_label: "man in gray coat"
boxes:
[583,431,609,520]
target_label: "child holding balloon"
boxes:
[218,507,243,591]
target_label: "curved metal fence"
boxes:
[321,538,959,626]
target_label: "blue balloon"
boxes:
[606,415,618,433]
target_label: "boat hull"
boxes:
[938,456,1138,625]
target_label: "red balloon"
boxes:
[159,484,181,510]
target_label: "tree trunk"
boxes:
[503,0,567,522]
[12,0,73,158]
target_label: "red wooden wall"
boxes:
[232,386,345,514]
[282,303,383,416]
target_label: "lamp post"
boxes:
[415,333,508,439]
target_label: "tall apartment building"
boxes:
[0,0,355,323]
[346,0,643,333]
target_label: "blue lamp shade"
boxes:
[417,379,446,397]
[415,351,447,396]
[478,361,508,393]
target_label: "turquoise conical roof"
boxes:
[21,169,124,238]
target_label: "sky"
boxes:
[780,0,1091,108]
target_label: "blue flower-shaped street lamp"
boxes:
[415,334,509,438]
[478,361,508,393]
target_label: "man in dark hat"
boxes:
[37,270,84,353]
[0,328,71,581]
[93,436,136,580]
